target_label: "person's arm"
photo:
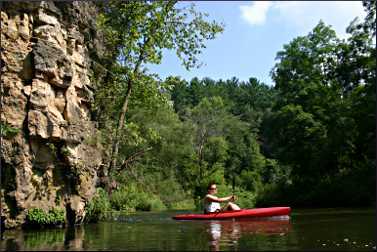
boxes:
[206,194,233,203]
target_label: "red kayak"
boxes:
[172,207,291,220]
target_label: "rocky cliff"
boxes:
[1,1,106,228]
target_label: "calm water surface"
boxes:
[1,208,375,251]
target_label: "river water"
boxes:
[1,208,375,251]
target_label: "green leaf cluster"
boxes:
[110,183,166,212]
[0,122,20,138]
[26,208,65,226]
[85,188,111,222]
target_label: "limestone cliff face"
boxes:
[1,1,105,228]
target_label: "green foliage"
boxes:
[98,1,224,70]
[26,208,65,226]
[239,170,263,192]
[60,147,70,157]
[232,188,257,209]
[262,6,375,206]
[46,143,56,152]
[94,0,224,174]
[55,191,62,206]
[169,199,196,210]
[85,188,111,222]
[260,159,291,185]
[83,130,103,148]
[117,169,196,210]
[0,122,20,138]
[110,183,166,212]
[255,183,286,207]
[264,104,327,175]
[149,175,190,209]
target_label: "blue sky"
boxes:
[146,1,366,86]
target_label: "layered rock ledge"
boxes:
[1,1,105,228]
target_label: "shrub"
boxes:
[239,170,263,192]
[169,199,196,210]
[136,193,166,211]
[110,184,139,211]
[110,183,167,212]
[232,188,256,209]
[255,181,289,207]
[85,188,111,222]
[153,176,190,209]
[26,208,65,227]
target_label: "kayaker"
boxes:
[204,182,241,213]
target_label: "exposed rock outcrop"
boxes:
[1,1,106,228]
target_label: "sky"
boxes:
[146,1,367,86]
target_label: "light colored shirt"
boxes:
[204,196,221,213]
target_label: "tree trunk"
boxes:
[108,0,176,175]
[198,128,207,180]
[109,78,133,172]
[108,37,148,174]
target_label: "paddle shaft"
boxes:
[232,174,235,195]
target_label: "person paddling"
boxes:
[203,182,241,213]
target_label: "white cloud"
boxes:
[240,1,272,25]
[240,1,366,38]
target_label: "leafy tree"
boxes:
[263,3,375,205]
[186,97,228,181]
[95,0,224,176]
[263,104,327,181]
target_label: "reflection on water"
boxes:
[64,226,85,250]
[2,228,61,251]
[0,209,374,251]
[1,225,87,251]
[205,217,291,251]
[1,217,292,251]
